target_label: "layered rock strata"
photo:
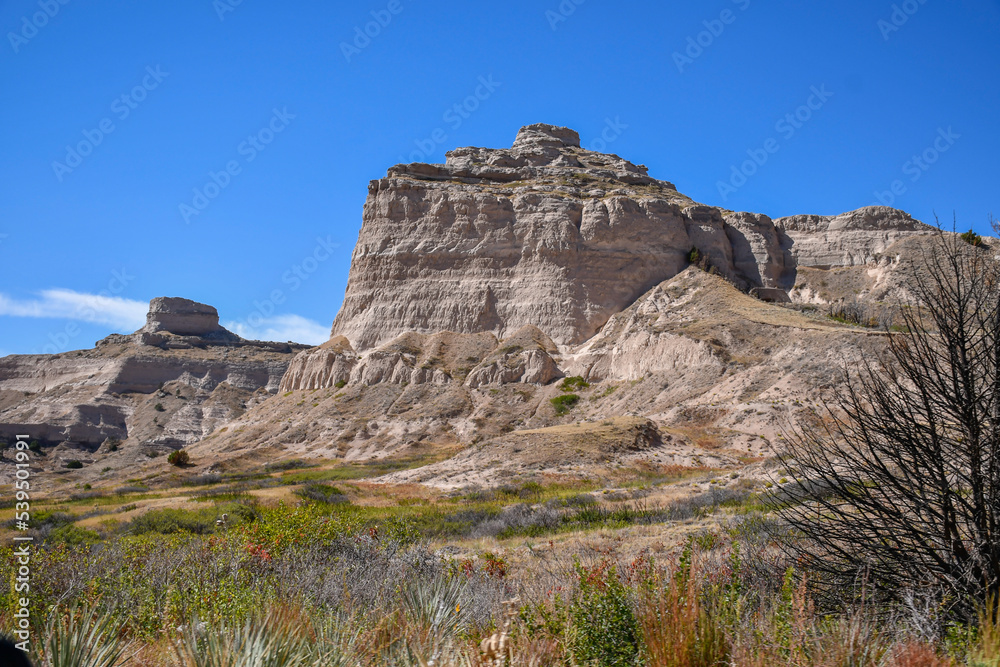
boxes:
[0,298,307,458]
[330,124,933,352]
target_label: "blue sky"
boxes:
[1,0,998,355]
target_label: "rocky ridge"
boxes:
[0,125,956,491]
[0,298,306,475]
[330,123,933,351]
[187,125,949,488]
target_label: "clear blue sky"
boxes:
[1,0,998,355]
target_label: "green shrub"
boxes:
[296,483,349,505]
[29,440,45,456]
[688,247,702,264]
[334,380,347,389]
[569,561,640,667]
[154,403,165,412]
[49,524,101,546]
[127,508,216,535]
[64,460,83,469]
[961,229,985,247]
[168,449,190,467]
[560,376,590,391]
[550,394,581,415]
[128,501,257,535]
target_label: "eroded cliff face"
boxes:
[278,326,562,392]
[329,124,933,352]
[0,298,307,467]
[0,124,949,489]
[776,207,930,270]
[192,267,875,482]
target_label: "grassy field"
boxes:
[1,455,997,666]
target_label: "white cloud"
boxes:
[225,314,328,345]
[0,289,147,330]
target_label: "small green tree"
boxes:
[167,449,190,467]
[961,228,984,247]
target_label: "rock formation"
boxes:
[776,207,929,270]
[0,298,307,472]
[143,297,226,336]
[278,325,562,392]
[0,124,957,491]
[329,124,933,351]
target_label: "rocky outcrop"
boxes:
[723,211,792,289]
[0,298,307,460]
[142,297,226,336]
[465,325,562,388]
[329,124,932,352]
[564,267,853,385]
[279,326,562,391]
[776,207,933,270]
[277,336,358,391]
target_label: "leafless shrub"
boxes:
[778,230,1000,621]
[828,299,896,329]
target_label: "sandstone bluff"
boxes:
[0,298,306,475]
[330,123,931,351]
[0,124,946,486]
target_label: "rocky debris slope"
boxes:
[379,417,665,490]
[188,268,875,488]
[1,125,952,492]
[0,298,307,475]
[330,124,933,351]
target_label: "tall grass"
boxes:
[637,567,728,667]
[4,504,1000,665]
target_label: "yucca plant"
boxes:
[41,604,132,667]
[173,606,352,667]
[387,576,474,666]
[401,575,472,638]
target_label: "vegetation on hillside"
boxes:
[4,228,1000,665]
